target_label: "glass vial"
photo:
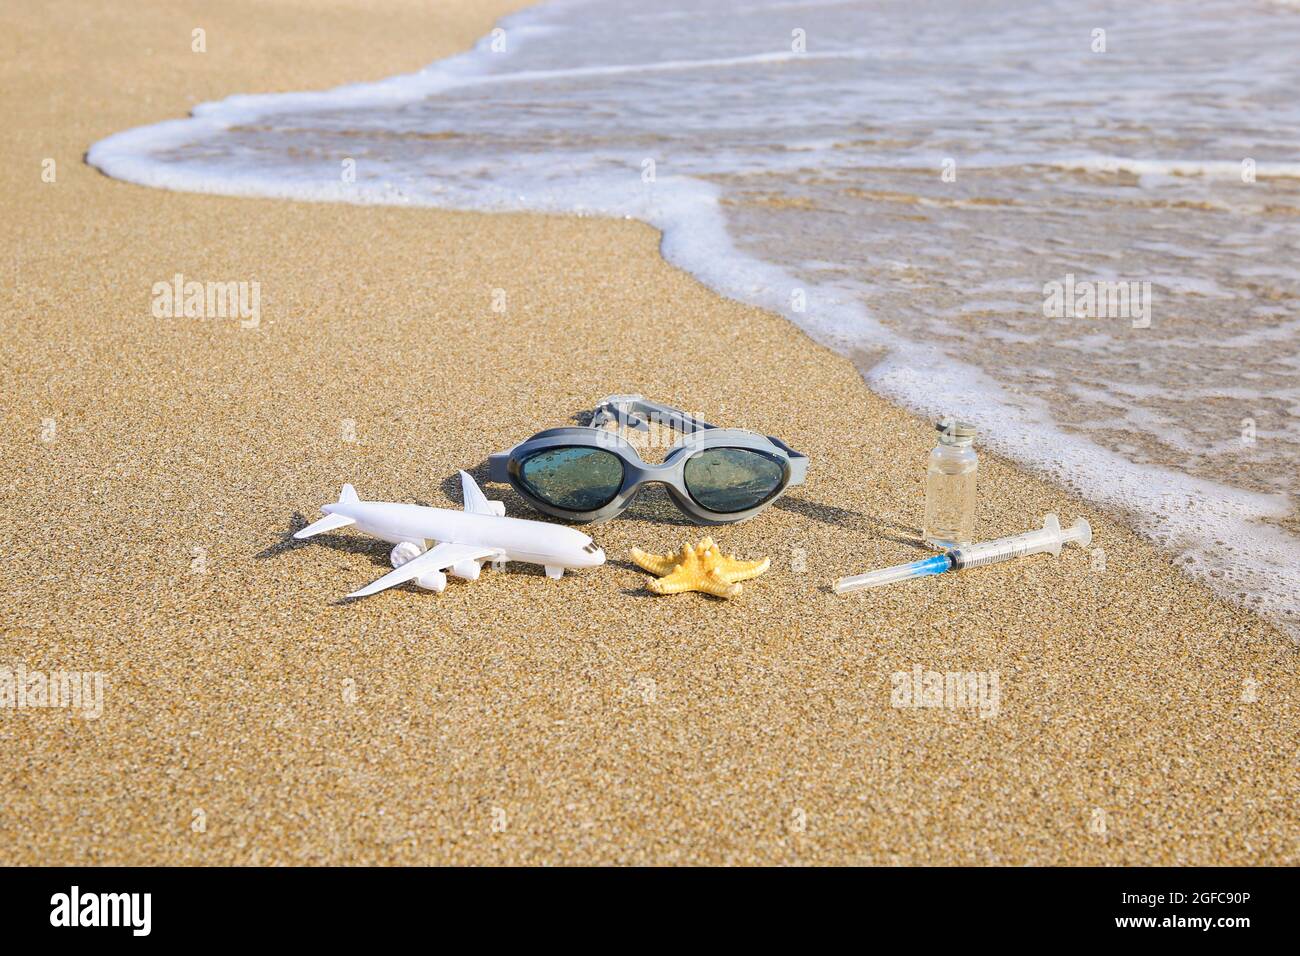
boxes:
[923,419,978,549]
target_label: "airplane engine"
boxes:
[390,541,424,568]
[450,560,481,581]
[487,500,506,516]
[416,570,447,592]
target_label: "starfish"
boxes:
[629,537,770,598]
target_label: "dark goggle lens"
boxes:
[518,447,625,512]
[683,447,785,514]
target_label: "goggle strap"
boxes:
[487,451,512,483]
[590,395,717,435]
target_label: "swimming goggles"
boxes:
[488,395,808,524]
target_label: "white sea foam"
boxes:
[1050,157,1300,180]
[87,0,1300,636]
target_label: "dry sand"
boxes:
[0,0,1294,865]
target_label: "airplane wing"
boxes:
[459,470,504,516]
[347,541,500,598]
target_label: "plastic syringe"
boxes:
[833,514,1092,594]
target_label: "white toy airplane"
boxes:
[294,471,605,598]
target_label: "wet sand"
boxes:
[0,0,1294,865]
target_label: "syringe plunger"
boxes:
[948,514,1091,570]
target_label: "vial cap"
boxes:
[936,419,977,444]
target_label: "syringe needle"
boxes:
[833,554,953,594]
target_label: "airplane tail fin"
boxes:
[293,483,360,540]
[459,471,507,516]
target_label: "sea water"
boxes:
[87,0,1300,635]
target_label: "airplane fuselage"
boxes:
[322,500,603,570]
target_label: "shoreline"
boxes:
[1,0,1295,865]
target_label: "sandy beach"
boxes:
[0,0,1294,865]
